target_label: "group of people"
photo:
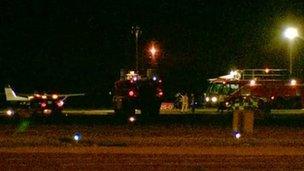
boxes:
[175,92,196,113]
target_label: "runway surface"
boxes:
[0,108,304,169]
[61,108,304,115]
[1,147,304,170]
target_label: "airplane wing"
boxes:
[18,93,34,97]
[58,93,85,101]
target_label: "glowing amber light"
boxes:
[265,68,269,73]
[150,46,157,56]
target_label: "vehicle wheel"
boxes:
[291,97,302,109]
[274,97,285,109]
[114,101,126,117]
[150,102,161,117]
[10,113,20,122]
[114,102,134,123]
[257,100,271,119]
[51,111,63,123]
[142,101,160,118]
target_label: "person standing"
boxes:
[190,93,195,113]
[174,92,182,109]
[181,93,189,112]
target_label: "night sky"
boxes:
[1,1,304,106]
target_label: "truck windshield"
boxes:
[207,83,239,95]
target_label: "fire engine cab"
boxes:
[112,69,164,120]
[205,69,303,118]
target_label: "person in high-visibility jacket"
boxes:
[181,93,189,112]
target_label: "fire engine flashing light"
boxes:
[290,79,297,86]
[249,79,256,86]
[126,71,140,81]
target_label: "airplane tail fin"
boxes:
[4,86,29,101]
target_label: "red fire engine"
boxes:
[112,70,164,121]
[205,69,303,118]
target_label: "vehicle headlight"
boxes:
[128,116,136,123]
[205,97,210,102]
[290,79,297,86]
[6,109,14,116]
[249,79,256,86]
[43,109,52,115]
[211,97,217,103]
[52,94,58,99]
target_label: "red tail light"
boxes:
[158,91,163,97]
[40,102,47,108]
[56,100,64,107]
[157,88,163,97]
[128,90,135,97]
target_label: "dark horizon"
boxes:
[1,1,304,103]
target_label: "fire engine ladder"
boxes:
[239,69,289,80]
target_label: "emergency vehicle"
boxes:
[112,70,164,121]
[205,69,303,118]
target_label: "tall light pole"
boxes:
[131,26,142,73]
[284,27,299,75]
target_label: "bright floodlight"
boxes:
[284,27,299,40]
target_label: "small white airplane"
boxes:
[4,85,85,102]
[4,85,85,118]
